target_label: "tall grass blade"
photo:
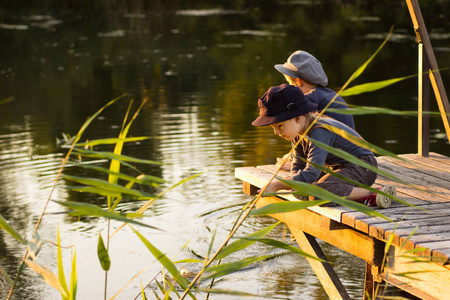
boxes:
[64,175,156,199]
[0,96,14,105]
[215,222,280,260]
[250,200,328,215]
[97,234,111,271]
[327,105,441,116]
[345,27,392,83]
[70,249,77,300]
[54,201,160,230]
[199,288,269,298]
[296,157,413,207]
[25,259,68,298]
[237,237,325,262]
[0,264,14,287]
[204,254,274,279]
[131,226,195,299]
[278,179,391,220]
[0,214,26,244]
[340,75,415,97]
[76,137,152,148]
[72,148,163,166]
[57,226,69,298]
[73,164,165,186]
[26,232,43,261]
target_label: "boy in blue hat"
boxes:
[253,84,395,208]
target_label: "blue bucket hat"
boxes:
[252,84,318,126]
[274,50,328,87]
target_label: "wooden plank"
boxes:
[399,154,450,173]
[378,158,450,191]
[384,244,450,299]
[383,154,450,182]
[428,152,450,166]
[255,197,383,264]
[289,230,351,300]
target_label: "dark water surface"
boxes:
[0,1,449,299]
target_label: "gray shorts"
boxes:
[315,155,378,197]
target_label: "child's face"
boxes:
[270,116,305,141]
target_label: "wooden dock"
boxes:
[235,152,450,299]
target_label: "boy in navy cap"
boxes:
[253,84,395,208]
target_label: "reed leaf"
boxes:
[327,105,440,116]
[0,214,26,244]
[215,222,280,260]
[97,234,111,271]
[73,164,165,185]
[307,137,411,188]
[53,201,160,230]
[76,137,152,148]
[277,179,391,220]
[236,237,324,262]
[0,264,14,287]
[25,259,68,298]
[204,254,274,279]
[340,75,415,97]
[250,200,328,215]
[57,226,69,298]
[26,232,43,261]
[63,175,156,200]
[199,288,267,298]
[319,124,398,158]
[72,148,163,166]
[296,157,412,207]
[345,27,392,83]
[131,227,195,299]
[70,249,77,300]
[0,96,14,105]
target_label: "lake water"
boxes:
[0,1,449,299]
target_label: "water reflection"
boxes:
[0,0,449,299]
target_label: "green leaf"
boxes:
[73,164,165,186]
[346,27,392,83]
[97,234,111,271]
[0,263,14,287]
[57,226,69,298]
[0,214,26,244]
[63,175,157,200]
[27,232,43,261]
[205,254,273,279]
[72,148,163,166]
[70,250,77,300]
[25,259,68,298]
[277,179,391,220]
[0,96,14,105]
[326,105,440,117]
[250,200,328,215]
[237,237,324,262]
[53,201,160,230]
[131,227,195,299]
[199,288,268,298]
[216,222,280,260]
[76,137,152,147]
[340,75,414,97]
